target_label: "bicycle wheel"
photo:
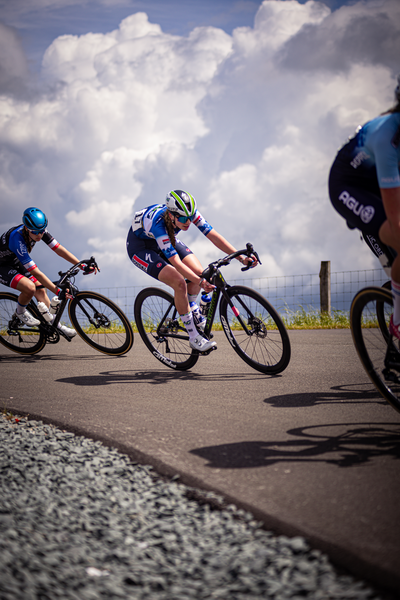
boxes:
[134,287,199,370]
[0,292,46,355]
[350,286,400,414]
[69,292,133,355]
[219,285,291,374]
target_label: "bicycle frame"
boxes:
[153,243,261,349]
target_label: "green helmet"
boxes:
[165,190,197,219]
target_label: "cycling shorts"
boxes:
[0,263,38,289]
[126,228,193,280]
[328,158,387,238]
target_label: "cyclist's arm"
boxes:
[53,244,80,265]
[28,266,60,296]
[206,230,258,267]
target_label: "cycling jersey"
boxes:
[131,204,213,260]
[0,225,60,270]
[333,112,400,188]
[329,112,400,240]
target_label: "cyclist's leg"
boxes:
[379,188,400,333]
[0,266,41,327]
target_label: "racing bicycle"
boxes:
[0,257,133,356]
[134,243,291,373]
[350,236,400,413]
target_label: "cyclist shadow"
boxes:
[55,369,266,386]
[0,353,121,364]
[190,422,400,469]
[264,383,388,409]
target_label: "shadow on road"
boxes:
[264,383,387,409]
[190,423,400,469]
[55,369,273,386]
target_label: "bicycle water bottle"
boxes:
[50,296,61,315]
[200,292,212,317]
[37,302,53,323]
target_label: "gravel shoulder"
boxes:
[0,413,396,600]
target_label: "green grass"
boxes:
[282,306,351,330]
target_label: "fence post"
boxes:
[319,260,331,315]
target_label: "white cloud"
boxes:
[0,0,398,294]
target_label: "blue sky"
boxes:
[0,0,398,293]
[1,0,355,71]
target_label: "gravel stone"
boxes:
[0,413,395,600]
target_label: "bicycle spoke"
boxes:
[220,286,290,374]
[351,286,400,414]
[0,293,46,355]
[134,288,198,370]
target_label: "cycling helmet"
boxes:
[22,207,48,234]
[165,190,197,219]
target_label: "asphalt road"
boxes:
[1,329,399,595]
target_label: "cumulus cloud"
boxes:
[0,0,399,294]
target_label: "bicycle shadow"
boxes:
[0,353,123,363]
[264,383,387,409]
[190,422,400,469]
[55,369,271,386]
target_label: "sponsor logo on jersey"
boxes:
[338,191,375,224]
[350,151,369,169]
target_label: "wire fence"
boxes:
[85,267,389,322]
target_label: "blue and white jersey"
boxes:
[0,225,60,270]
[336,112,400,188]
[131,204,213,259]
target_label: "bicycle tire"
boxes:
[219,285,291,374]
[134,287,199,370]
[0,292,46,355]
[350,286,400,414]
[69,292,133,356]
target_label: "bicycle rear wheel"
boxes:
[134,287,199,370]
[0,292,46,355]
[69,292,133,355]
[219,286,291,374]
[350,286,400,414]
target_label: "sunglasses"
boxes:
[172,214,192,224]
[28,229,45,235]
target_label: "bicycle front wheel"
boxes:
[69,292,133,356]
[0,293,46,355]
[350,286,400,414]
[219,286,291,374]
[134,287,199,370]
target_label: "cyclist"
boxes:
[329,75,400,338]
[127,189,258,352]
[0,207,93,337]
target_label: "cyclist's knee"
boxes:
[16,277,36,296]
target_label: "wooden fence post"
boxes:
[319,260,331,315]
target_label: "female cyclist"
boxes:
[0,207,94,337]
[127,189,258,352]
[329,75,400,338]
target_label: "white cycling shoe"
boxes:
[57,323,77,338]
[189,333,217,353]
[15,310,40,327]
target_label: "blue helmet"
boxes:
[22,207,48,234]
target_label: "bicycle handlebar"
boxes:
[56,257,99,289]
[201,243,261,282]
